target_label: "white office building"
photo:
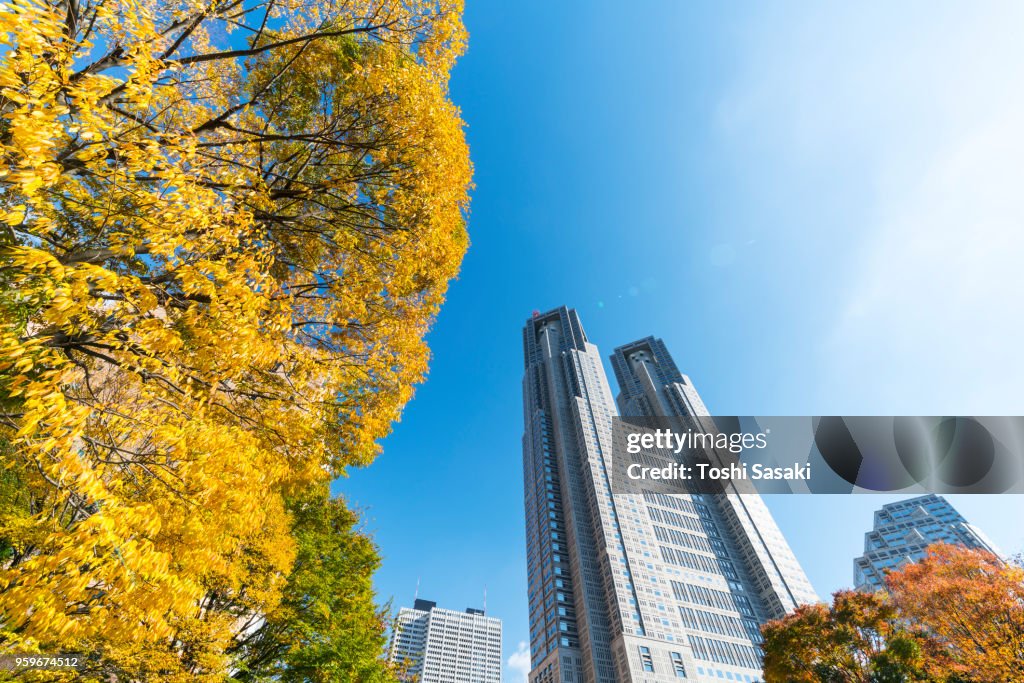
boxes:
[389,598,502,683]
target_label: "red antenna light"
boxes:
[532,309,540,318]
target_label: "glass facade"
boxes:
[853,494,999,591]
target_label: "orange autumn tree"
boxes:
[887,544,1024,682]
[762,543,1024,683]
[0,0,471,677]
[760,589,943,683]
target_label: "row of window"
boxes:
[642,491,712,520]
[671,581,755,617]
[648,506,719,535]
[678,606,762,643]
[687,635,762,670]
[659,545,740,581]
[653,524,722,555]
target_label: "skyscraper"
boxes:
[521,308,817,683]
[853,494,1000,591]
[389,598,503,683]
[609,338,818,619]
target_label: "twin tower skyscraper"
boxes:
[521,307,817,683]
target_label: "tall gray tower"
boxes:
[523,307,620,683]
[522,310,817,683]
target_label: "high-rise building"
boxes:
[609,337,818,620]
[853,494,1000,591]
[521,308,817,683]
[389,598,503,683]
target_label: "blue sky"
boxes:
[333,2,1024,681]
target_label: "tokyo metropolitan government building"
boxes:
[521,307,817,683]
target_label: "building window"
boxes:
[638,646,654,673]
[671,651,687,678]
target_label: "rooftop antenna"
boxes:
[414,577,420,602]
[483,585,487,613]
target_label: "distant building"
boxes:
[389,598,502,683]
[853,494,999,591]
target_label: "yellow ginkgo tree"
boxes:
[0,0,470,677]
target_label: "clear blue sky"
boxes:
[333,2,1024,681]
